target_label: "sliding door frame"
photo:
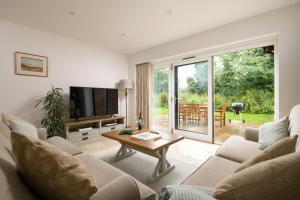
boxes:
[171,57,214,143]
[151,35,279,143]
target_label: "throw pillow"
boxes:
[1,113,24,126]
[11,132,97,200]
[235,135,298,173]
[258,115,289,149]
[214,152,300,200]
[159,185,216,200]
[10,119,39,139]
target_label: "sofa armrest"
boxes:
[90,175,141,200]
[244,127,259,142]
[46,136,82,155]
[37,128,48,140]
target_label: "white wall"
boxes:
[128,3,300,123]
[0,19,128,126]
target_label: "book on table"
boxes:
[131,132,161,141]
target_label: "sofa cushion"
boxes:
[235,135,298,173]
[215,136,262,163]
[0,128,14,165]
[46,136,82,156]
[0,121,11,140]
[2,113,46,140]
[182,156,240,188]
[0,155,38,200]
[258,116,289,149]
[10,119,39,139]
[11,132,97,200]
[159,185,216,200]
[0,130,37,200]
[1,113,24,127]
[76,153,156,200]
[90,175,141,200]
[214,152,300,200]
[37,128,48,140]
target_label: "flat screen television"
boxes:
[69,86,118,119]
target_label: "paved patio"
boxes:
[152,115,260,143]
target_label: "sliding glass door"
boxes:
[151,42,276,144]
[173,58,213,142]
[213,45,275,144]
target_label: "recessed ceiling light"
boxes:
[166,9,173,15]
[68,11,75,16]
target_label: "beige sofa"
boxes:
[1,105,299,200]
[182,104,300,190]
[0,115,156,200]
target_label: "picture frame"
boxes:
[15,52,48,77]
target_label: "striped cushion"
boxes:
[159,185,216,200]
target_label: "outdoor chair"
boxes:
[214,103,228,127]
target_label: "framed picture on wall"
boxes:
[15,52,48,77]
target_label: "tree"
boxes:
[186,47,275,114]
[214,47,274,114]
[215,47,274,96]
[153,68,168,94]
[186,62,208,94]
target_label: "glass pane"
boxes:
[175,61,208,134]
[213,46,274,143]
[152,67,169,130]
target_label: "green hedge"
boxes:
[154,89,274,114]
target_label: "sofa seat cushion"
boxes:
[182,156,240,188]
[46,136,82,156]
[215,136,262,163]
[90,175,141,200]
[76,153,156,200]
[0,156,38,200]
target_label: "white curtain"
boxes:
[136,62,153,129]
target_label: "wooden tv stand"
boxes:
[64,116,125,144]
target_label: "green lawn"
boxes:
[225,112,274,124]
[153,107,169,116]
[153,106,273,124]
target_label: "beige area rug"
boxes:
[80,138,219,192]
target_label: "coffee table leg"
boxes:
[151,146,175,181]
[111,144,136,162]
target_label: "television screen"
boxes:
[69,86,118,119]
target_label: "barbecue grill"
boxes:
[230,102,245,123]
[232,102,244,114]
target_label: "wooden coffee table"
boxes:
[102,130,184,181]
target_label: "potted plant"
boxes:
[35,86,67,138]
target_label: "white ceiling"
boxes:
[0,0,299,55]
